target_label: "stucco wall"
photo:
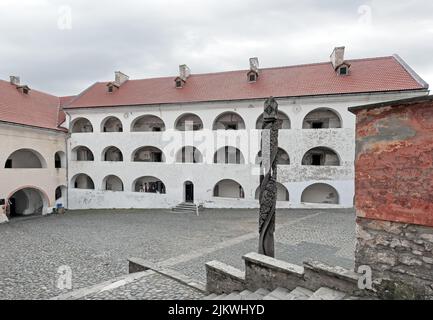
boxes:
[65,90,426,210]
[0,123,67,221]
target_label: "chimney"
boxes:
[10,76,20,86]
[330,46,345,69]
[249,57,259,73]
[179,64,191,81]
[114,71,129,86]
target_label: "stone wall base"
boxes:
[356,217,433,299]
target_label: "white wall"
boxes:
[65,90,427,210]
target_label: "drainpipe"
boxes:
[65,111,71,210]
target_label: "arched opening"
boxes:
[214,147,245,164]
[255,183,289,201]
[72,146,94,161]
[71,118,93,133]
[55,185,67,207]
[102,146,123,161]
[255,148,290,165]
[133,176,166,194]
[71,174,95,189]
[175,146,203,163]
[55,151,66,168]
[131,115,165,132]
[102,175,124,192]
[8,187,48,218]
[4,149,47,168]
[302,147,340,166]
[101,116,123,132]
[302,108,341,129]
[301,183,339,204]
[256,111,291,129]
[213,179,245,199]
[184,181,194,203]
[213,112,246,130]
[175,113,203,131]
[132,146,165,162]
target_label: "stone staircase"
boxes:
[204,286,357,300]
[172,202,197,214]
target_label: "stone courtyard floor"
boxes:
[0,208,355,300]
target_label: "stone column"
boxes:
[349,96,433,299]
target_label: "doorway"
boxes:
[184,181,194,203]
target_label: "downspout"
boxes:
[65,111,71,210]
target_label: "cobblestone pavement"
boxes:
[0,208,355,299]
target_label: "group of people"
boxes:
[137,181,166,194]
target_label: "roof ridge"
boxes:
[90,56,397,83]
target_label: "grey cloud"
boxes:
[0,0,431,96]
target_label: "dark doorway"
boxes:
[185,181,194,203]
[9,198,16,217]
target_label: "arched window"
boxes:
[255,148,290,165]
[214,147,245,164]
[302,108,341,129]
[302,147,340,166]
[131,115,166,132]
[101,116,123,132]
[175,113,203,131]
[102,146,123,161]
[132,146,165,162]
[55,151,66,168]
[102,175,124,191]
[4,149,47,168]
[255,183,289,201]
[133,176,166,194]
[301,183,339,204]
[213,179,245,199]
[256,111,291,129]
[72,146,94,161]
[71,174,95,189]
[175,146,203,163]
[213,112,245,130]
[71,118,93,133]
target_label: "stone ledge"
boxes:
[243,252,304,277]
[243,252,305,291]
[303,260,362,295]
[205,260,245,294]
[304,260,359,283]
[128,257,206,293]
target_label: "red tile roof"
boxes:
[0,80,65,131]
[64,56,428,109]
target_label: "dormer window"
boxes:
[174,77,185,88]
[17,85,31,94]
[247,71,258,83]
[176,80,183,88]
[108,85,113,93]
[339,66,348,75]
[336,63,350,76]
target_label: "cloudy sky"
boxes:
[0,0,432,96]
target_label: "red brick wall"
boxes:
[354,100,433,227]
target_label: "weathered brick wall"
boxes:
[354,100,433,225]
[351,97,433,299]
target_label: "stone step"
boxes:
[222,292,242,300]
[214,294,228,300]
[286,287,314,300]
[308,287,347,300]
[204,293,218,300]
[263,287,290,300]
[172,203,197,213]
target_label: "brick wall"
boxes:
[350,96,433,299]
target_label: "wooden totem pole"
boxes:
[258,97,279,257]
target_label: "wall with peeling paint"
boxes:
[65,90,427,210]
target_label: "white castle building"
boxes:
[0,47,429,221]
